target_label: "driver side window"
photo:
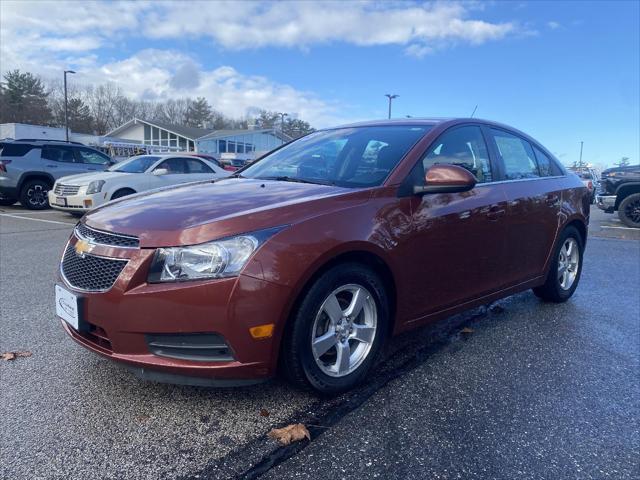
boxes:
[154,158,187,174]
[422,126,492,183]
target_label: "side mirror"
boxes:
[153,168,169,176]
[413,164,477,195]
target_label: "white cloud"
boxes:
[0,0,526,126]
[547,21,561,30]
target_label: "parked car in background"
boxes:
[48,154,230,215]
[0,140,113,209]
[596,164,640,228]
[55,118,589,394]
[569,166,599,204]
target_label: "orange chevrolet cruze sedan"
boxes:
[55,119,589,394]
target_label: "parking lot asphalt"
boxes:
[1,204,638,480]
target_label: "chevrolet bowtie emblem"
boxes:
[74,239,92,257]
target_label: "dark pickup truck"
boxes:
[596,164,640,228]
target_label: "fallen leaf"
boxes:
[461,327,474,334]
[259,409,270,417]
[267,423,311,445]
[1,351,31,361]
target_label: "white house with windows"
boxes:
[106,118,289,160]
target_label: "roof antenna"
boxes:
[470,105,478,118]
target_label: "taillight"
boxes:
[0,160,11,173]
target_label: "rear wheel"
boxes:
[19,179,51,210]
[282,263,389,395]
[618,193,640,228]
[533,226,584,302]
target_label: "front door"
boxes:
[397,125,509,320]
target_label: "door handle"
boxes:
[486,205,505,221]
[46,164,58,168]
[545,194,559,206]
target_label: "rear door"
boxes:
[486,128,562,284]
[184,158,220,181]
[40,145,86,178]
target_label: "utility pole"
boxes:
[63,70,76,142]
[579,141,584,167]
[385,94,399,119]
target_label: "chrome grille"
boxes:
[61,244,127,292]
[75,223,139,248]
[54,184,80,196]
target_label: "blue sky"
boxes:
[1,0,638,168]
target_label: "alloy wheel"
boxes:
[623,198,640,225]
[27,184,48,207]
[558,237,580,290]
[311,283,377,378]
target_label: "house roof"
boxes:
[106,118,213,140]
[107,118,293,143]
[197,128,291,142]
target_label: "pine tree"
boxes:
[0,70,52,125]
[184,97,213,128]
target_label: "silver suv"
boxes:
[0,140,113,210]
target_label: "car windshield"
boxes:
[241,125,431,187]
[109,155,161,173]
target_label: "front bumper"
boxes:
[57,234,293,384]
[48,190,105,212]
[596,194,616,212]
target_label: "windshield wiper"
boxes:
[257,176,334,186]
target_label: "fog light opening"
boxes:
[250,324,274,339]
[83,199,93,208]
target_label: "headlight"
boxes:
[148,227,285,283]
[86,180,106,194]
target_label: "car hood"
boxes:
[56,171,132,186]
[84,178,369,247]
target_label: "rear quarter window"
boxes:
[0,144,35,157]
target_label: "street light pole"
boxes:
[385,94,399,119]
[63,70,76,142]
[579,141,584,167]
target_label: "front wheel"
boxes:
[618,193,640,228]
[282,263,389,395]
[533,226,584,302]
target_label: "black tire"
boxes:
[111,188,135,200]
[533,226,584,302]
[618,193,640,228]
[281,263,389,395]
[19,179,51,210]
[0,197,16,206]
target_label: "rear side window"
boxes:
[0,144,35,157]
[422,126,493,183]
[533,146,563,176]
[490,129,539,180]
[185,159,214,174]
[42,146,75,163]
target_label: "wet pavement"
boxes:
[1,204,638,479]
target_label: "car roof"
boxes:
[329,117,530,132]
[9,139,85,146]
